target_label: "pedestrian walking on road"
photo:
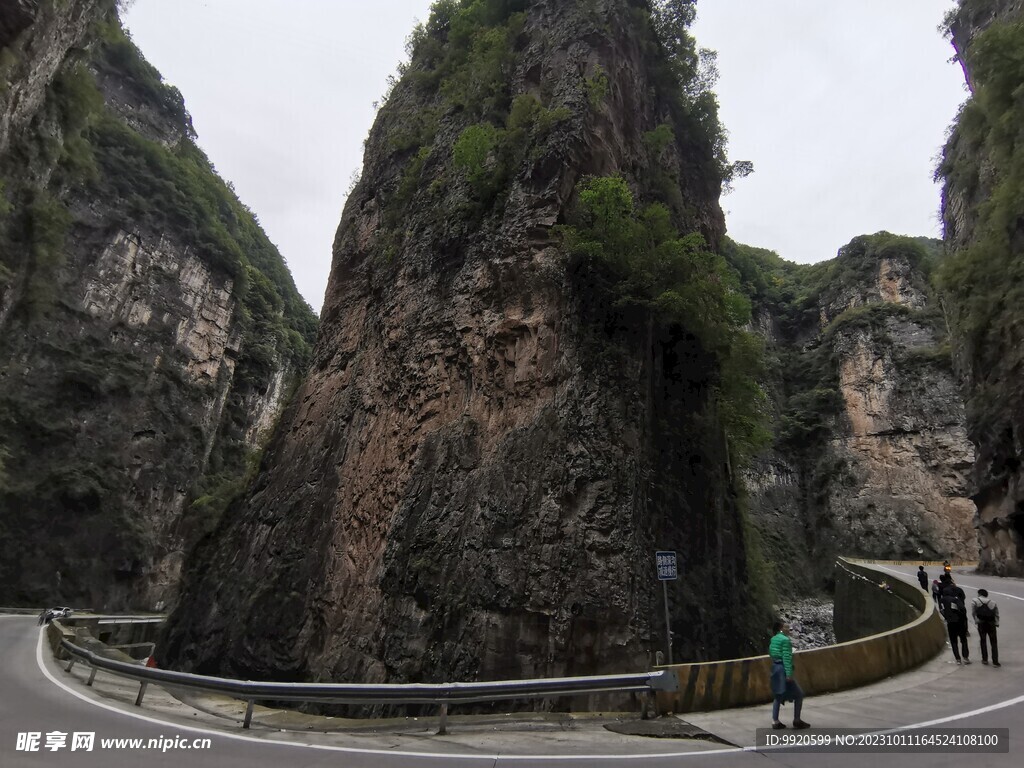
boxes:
[932,579,942,606]
[917,566,929,591]
[940,574,971,664]
[769,621,811,730]
[971,589,1000,667]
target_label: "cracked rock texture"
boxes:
[824,317,975,560]
[163,0,766,693]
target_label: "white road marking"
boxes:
[874,565,1024,602]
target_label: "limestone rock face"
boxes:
[3,226,244,609]
[824,318,975,560]
[163,0,762,689]
[815,256,927,329]
[745,236,976,590]
[939,0,1024,576]
[0,1,315,608]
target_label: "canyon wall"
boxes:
[938,0,1024,575]
[732,234,976,593]
[0,0,316,608]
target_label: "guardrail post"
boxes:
[135,682,147,707]
[65,658,75,673]
[87,667,97,687]
[243,700,254,729]
[437,702,448,735]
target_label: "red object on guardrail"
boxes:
[145,656,157,668]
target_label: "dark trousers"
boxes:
[977,621,998,664]
[772,681,804,722]
[947,621,969,660]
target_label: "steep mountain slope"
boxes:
[0,0,317,608]
[729,234,976,593]
[939,0,1024,575]
[163,0,770,687]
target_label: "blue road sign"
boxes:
[656,551,678,580]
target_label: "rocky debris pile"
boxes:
[775,598,836,649]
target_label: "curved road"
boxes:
[0,564,1020,767]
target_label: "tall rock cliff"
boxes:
[164,0,770,688]
[0,0,317,608]
[939,0,1024,575]
[728,234,976,593]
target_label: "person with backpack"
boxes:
[971,589,1000,667]
[931,578,942,606]
[940,574,971,664]
[917,566,929,591]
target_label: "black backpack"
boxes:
[941,587,965,621]
[975,600,996,622]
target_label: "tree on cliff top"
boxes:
[563,175,770,463]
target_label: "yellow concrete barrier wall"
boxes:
[656,558,948,714]
[833,558,920,642]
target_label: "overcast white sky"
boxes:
[123,1,966,313]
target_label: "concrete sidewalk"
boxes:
[683,645,965,745]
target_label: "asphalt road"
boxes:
[0,564,1020,767]
[0,617,496,768]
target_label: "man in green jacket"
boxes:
[769,621,810,729]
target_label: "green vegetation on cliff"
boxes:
[376,0,746,243]
[380,0,567,227]
[719,233,957,592]
[723,233,947,454]
[380,1,762,452]
[0,4,317,604]
[562,175,769,462]
[1,16,317,358]
[938,18,1024,438]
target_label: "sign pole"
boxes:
[662,579,672,665]
[655,550,677,666]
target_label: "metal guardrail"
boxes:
[57,614,165,623]
[94,617,164,625]
[59,639,677,733]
